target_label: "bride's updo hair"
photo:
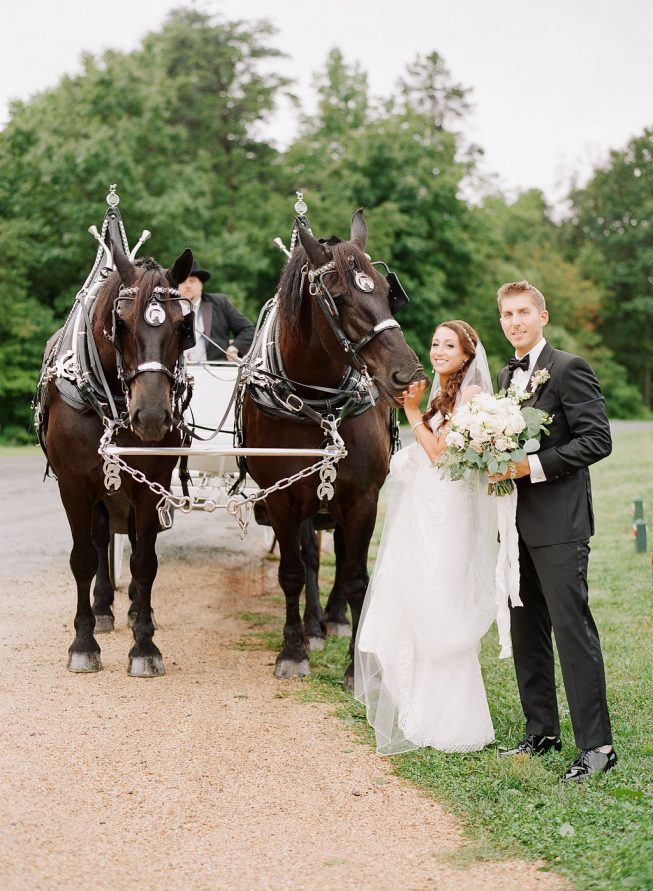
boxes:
[423,319,479,427]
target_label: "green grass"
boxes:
[235,611,277,627]
[249,424,653,891]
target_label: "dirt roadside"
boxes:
[0,454,566,890]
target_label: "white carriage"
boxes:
[170,359,244,503]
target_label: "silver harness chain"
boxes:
[98,416,347,539]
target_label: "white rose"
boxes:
[453,405,473,426]
[497,398,516,417]
[504,414,527,435]
[473,393,495,413]
[483,415,507,436]
[445,431,466,449]
[468,422,492,445]
[494,435,513,452]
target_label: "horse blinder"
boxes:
[371,262,409,316]
[178,310,195,352]
[109,298,127,349]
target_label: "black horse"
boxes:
[39,245,193,676]
[243,211,426,687]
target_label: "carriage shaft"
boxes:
[104,446,335,458]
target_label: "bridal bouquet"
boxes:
[438,386,552,495]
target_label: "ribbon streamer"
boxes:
[494,488,523,658]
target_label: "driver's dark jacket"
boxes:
[198,292,255,358]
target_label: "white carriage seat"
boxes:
[184,361,241,474]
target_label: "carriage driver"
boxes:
[179,260,255,363]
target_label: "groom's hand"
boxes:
[487,457,531,482]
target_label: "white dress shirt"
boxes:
[509,338,548,484]
[185,301,207,364]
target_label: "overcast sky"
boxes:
[2,0,651,208]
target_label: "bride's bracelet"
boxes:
[411,421,425,432]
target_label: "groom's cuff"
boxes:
[528,454,547,483]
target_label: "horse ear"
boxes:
[295,218,330,268]
[167,248,194,287]
[350,208,368,250]
[110,237,137,286]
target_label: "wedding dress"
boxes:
[354,346,498,754]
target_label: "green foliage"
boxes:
[0,219,57,437]
[395,51,472,131]
[564,129,653,408]
[302,48,369,138]
[289,49,484,371]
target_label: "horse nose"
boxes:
[131,407,171,442]
[390,367,427,391]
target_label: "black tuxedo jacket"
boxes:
[497,343,612,547]
[199,292,255,360]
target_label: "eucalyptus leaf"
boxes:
[521,407,541,424]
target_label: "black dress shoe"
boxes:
[499,734,562,757]
[561,748,618,782]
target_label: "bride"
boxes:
[354,320,498,754]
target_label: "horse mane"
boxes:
[92,257,168,341]
[276,238,377,352]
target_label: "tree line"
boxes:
[1,8,650,440]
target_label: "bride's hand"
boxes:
[401,379,428,411]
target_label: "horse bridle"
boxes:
[304,257,409,374]
[109,284,194,402]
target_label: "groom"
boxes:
[490,280,616,782]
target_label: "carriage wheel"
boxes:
[108,533,126,589]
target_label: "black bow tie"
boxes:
[508,355,530,373]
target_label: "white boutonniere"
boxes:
[529,368,550,395]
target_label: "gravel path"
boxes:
[0,454,566,890]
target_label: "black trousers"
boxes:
[510,538,612,750]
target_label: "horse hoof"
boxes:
[342,673,355,693]
[327,622,351,638]
[128,612,157,630]
[67,652,102,673]
[128,655,165,677]
[308,636,326,652]
[274,658,310,679]
[94,615,115,634]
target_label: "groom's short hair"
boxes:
[497,280,546,312]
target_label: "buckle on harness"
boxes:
[281,392,304,414]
